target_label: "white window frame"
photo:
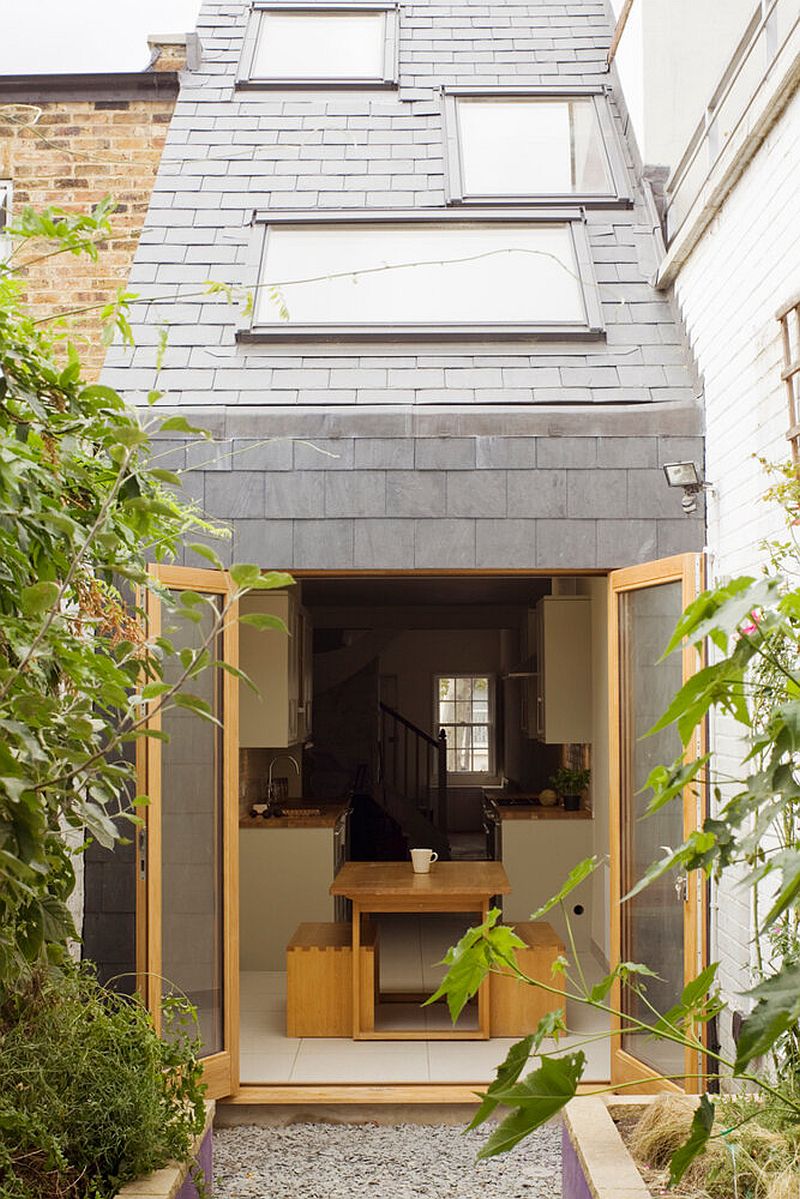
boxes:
[435,673,498,784]
[237,1,399,89]
[443,86,632,207]
[240,208,605,341]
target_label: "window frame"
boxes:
[778,292,800,463]
[237,1,399,89]
[434,673,498,784]
[240,207,605,341]
[442,85,632,208]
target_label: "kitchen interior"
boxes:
[238,573,611,1085]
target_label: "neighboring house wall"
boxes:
[104,0,705,572]
[659,23,800,1059]
[608,0,754,171]
[0,37,188,377]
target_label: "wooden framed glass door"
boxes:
[609,554,705,1092]
[137,565,239,1099]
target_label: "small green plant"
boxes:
[549,766,590,796]
[0,966,206,1199]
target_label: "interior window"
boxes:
[454,95,615,198]
[251,9,388,82]
[254,220,589,329]
[436,675,494,776]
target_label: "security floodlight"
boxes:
[663,461,705,515]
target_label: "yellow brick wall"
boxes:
[0,78,180,378]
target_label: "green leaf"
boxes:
[159,415,211,437]
[230,563,264,588]
[734,962,800,1073]
[248,570,295,591]
[589,961,659,1003]
[424,909,503,1021]
[668,1095,714,1186]
[239,612,288,633]
[478,1053,585,1158]
[148,467,182,485]
[20,581,60,616]
[468,1035,533,1130]
[186,542,224,570]
[645,754,710,815]
[529,856,598,921]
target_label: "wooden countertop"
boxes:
[330,860,510,898]
[496,805,592,820]
[239,802,347,830]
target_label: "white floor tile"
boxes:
[290,1039,430,1084]
[240,1049,299,1084]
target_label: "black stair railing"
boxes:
[378,702,448,836]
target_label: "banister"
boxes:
[379,702,442,749]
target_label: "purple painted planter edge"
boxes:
[561,1122,593,1199]
[176,1125,213,1199]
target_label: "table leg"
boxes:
[478,898,491,1039]
[352,901,362,1039]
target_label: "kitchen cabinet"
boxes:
[500,816,594,949]
[524,596,591,744]
[240,822,339,971]
[239,589,313,748]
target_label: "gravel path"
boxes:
[214,1120,561,1199]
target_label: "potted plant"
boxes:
[550,766,590,812]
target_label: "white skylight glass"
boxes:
[456,96,614,197]
[255,221,586,326]
[252,10,387,80]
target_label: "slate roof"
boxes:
[103,0,700,415]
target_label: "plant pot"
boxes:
[117,1101,214,1199]
[562,793,581,812]
[562,1095,656,1198]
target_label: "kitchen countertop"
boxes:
[483,791,592,820]
[495,804,592,820]
[239,801,348,830]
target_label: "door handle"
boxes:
[674,874,689,902]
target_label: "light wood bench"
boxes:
[286,921,379,1037]
[490,921,566,1037]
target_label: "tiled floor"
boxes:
[239,915,611,1085]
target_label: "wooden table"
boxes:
[330,861,511,1040]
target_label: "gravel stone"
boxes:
[214,1120,561,1199]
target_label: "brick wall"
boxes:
[672,85,800,1057]
[0,41,185,377]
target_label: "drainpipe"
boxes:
[607,0,635,67]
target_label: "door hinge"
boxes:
[138,825,147,882]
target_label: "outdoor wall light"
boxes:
[663,460,707,515]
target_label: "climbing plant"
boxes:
[0,200,290,992]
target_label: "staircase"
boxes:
[378,703,450,860]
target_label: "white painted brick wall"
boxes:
[672,86,800,1047]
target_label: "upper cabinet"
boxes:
[239,588,313,748]
[525,596,592,744]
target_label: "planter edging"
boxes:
[116,1100,215,1199]
[562,1095,656,1199]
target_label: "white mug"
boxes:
[411,848,439,874]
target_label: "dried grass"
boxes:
[626,1094,800,1199]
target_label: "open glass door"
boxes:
[609,554,705,1093]
[137,565,239,1099]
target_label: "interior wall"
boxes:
[578,576,610,966]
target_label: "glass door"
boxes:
[137,565,239,1099]
[609,554,705,1092]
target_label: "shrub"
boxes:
[0,966,205,1199]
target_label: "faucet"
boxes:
[266,753,300,809]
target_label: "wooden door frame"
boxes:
[608,553,707,1093]
[136,564,240,1099]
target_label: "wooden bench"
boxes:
[490,921,566,1037]
[286,921,379,1037]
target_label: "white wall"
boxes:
[671,84,800,1051]
[611,0,754,169]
